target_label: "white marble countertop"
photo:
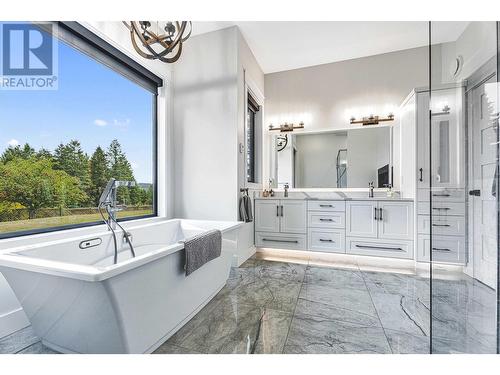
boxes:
[254,196,414,202]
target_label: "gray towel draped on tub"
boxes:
[239,193,253,223]
[183,229,222,276]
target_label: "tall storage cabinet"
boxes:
[400,85,466,265]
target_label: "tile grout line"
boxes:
[280,262,308,353]
[359,267,394,354]
[14,340,42,354]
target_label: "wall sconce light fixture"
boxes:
[269,122,305,132]
[350,113,395,126]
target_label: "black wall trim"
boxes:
[58,22,163,93]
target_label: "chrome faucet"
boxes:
[98,178,136,264]
[368,182,374,198]
[98,179,135,230]
[284,183,289,198]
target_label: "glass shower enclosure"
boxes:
[426,21,499,353]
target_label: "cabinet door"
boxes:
[280,200,306,234]
[254,199,280,232]
[416,91,430,188]
[417,88,465,189]
[378,201,414,240]
[429,88,464,188]
[346,201,378,238]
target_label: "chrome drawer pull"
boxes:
[319,218,334,222]
[432,247,451,252]
[432,207,451,210]
[262,238,299,244]
[319,204,333,208]
[432,223,451,227]
[433,193,451,197]
[355,244,404,252]
[319,239,334,242]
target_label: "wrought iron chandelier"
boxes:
[123,21,192,63]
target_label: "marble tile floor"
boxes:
[1,254,497,354]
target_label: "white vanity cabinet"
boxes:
[307,200,346,253]
[255,198,414,260]
[346,200,414,259]
[255,199,306,250]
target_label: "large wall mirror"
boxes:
[270,126,392,189]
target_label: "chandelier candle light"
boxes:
[123,21,192,63]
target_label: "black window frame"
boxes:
[0,21,161,240]
[246,93,260,184]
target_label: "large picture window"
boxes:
[0,22,160,237]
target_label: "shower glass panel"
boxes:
[429,21,499,353]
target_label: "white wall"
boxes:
[172,27,239,221]
[235,29,265,264]
[440,22,497,84]
[172,27,264,265]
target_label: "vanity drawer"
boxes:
[417,234,465,264]
[255,232,306,250]
[308,229,345,253]
[307,212,345,229]
[417,201,465,216]
[417,215,465,236]
[346,237,413,259]
[417,188,465,202]
[308,200,345,212]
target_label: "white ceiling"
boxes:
[191,21,469,74]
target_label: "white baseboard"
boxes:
[232,245,256,267]
[0,308,30,339]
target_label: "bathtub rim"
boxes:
[0,218,242,282]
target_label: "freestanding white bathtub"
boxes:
[0,219,242,354]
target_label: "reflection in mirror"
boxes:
[272,126,392,189]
